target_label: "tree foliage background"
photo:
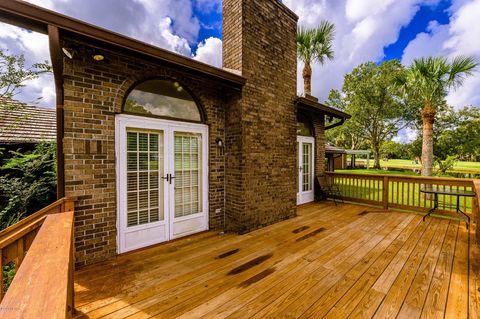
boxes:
[326,59,480,169]
[0,143,56,230]
[0,50,55,231]
[326,60,415,168]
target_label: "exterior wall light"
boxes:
[62,47,75,59]
[93,54,105,61]
[215,138,224,156]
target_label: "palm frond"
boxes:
[448,55,478,89]
[397,55,478,108]
[296,20,335,65]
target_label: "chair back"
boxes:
[317,175,330,189]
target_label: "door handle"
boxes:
[162,175,169,182]
[169,174,175,185]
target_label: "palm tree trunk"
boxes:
[421,101,435,176]
[303,62,312,96]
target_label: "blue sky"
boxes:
[191,4,222,53]
[383,1,451,60]
[1,0,479,144]
[194,1,452,62]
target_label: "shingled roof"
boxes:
[0,98,56,144]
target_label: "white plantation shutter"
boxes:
[174,132,202,218]
[302,143,312,192]
[126,130,164,227]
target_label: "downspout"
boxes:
[48,25,65,199]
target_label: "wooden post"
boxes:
[383,176,389,210]
[63,198,75,212]
[16,237,24,268]
[0,248,3,302]
[474,180,480,244]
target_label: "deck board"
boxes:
[74,202,479,318]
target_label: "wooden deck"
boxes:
[74,202,479,318]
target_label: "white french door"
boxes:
[116,115,208,253]
[297,136,315,205]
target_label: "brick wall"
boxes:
[223,0,299,232]
[62,40,229,267]
[313,117,326,177]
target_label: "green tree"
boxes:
[0,143,56,230]
[380,141,409,160]
[297,21,335,96]
[434,155,458,176]
[0,49,51,101]
[327,60,414,169]
[325,89,367,150]
[436,107,480,161]
[395,56,478,176]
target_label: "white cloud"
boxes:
[3,0,206,107]
[193,37,222,67]
[394,127,418,143]
[157,17,192,56]
[27,0,200,50]
[283,0,437,102]
[4,0,479,112]
[401,0,480,108]
[0,23,55,107]
[401,21,450,65]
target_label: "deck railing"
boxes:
[0,197,75,318]
[326,172,478,224]
[475,180,480,243]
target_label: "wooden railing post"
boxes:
[0,248,3,302]
[474,180,480,244]
[383,176,389,210]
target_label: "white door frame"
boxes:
[115,114,209,253]
[297,136,315,205]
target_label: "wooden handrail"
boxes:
[0,197,76,317]
[325,171,474,183]
[0,211,75,318]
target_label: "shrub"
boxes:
[0,142,56,230]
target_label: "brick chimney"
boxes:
[223,0,299,232]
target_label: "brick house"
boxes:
[1,0,349,267]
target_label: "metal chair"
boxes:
[317,174,343,205]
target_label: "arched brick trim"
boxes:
[113,68,208,123]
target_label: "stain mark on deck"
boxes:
[292,225,310,234]
[296,227,326,242]
[358,211,369,216]
[215,248,240,259]
[227,253,274,275]
[239,268,276,287]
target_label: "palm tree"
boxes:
[297,21,335,96]
[396,56,478,176]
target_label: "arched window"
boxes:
[124,79,202,122]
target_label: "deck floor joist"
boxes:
[74,202,479,318]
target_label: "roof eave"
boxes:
[296,96,351,120]
[0,1,246,89]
